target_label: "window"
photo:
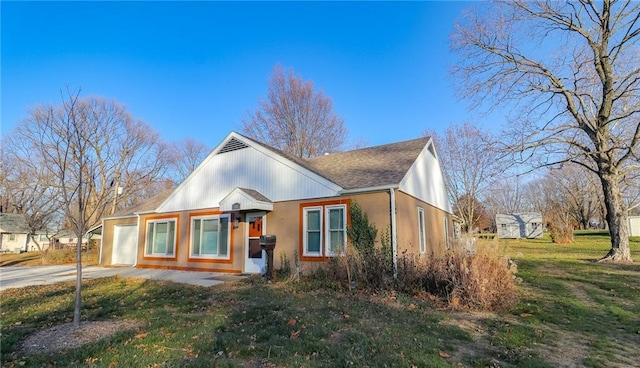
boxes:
[190,215,230,259]
[417,207,426,254]
[9,234,16,241]
[39,234,48,242]
[145,219,176,257]
[303,207,323,256]
[326,205,347,256]
[444,216,450,250]
[302,203,347,257]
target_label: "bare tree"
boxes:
[168,138,210,184]
[7,90,170,326]
[242,64,347,158]
[0,145,61,253]
[425,123,504,233]
[452,0,640,262]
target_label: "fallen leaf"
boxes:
[134,333,148,339]
[290,330,301,339]
[288,319,297,326]
[520,313,533,318]
[439,350,450,358]
[343,314,350,319]
[408,303,417,310]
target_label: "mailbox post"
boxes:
[259,235,276,280]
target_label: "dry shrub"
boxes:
[310,240,518,312]
[424,241,518,311]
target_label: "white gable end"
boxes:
[399,140,452,214]
[158,134,342,213]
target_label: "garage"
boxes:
[112,225,137,265]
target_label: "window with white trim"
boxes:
[303,204,347,257]
[190,215,230,259]
[303,206,323,256]
[418,207,426,254]
[145,219,176,257]
[326,205,347,256]
[444,216,450,250]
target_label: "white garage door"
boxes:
[112,225,138,265]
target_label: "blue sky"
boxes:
[1,1,496,149]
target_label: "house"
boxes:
[98,132,454,274]
[495,213,543,239]
[629,216,640,237]
[52,230,90,250]
[0,213,51,253]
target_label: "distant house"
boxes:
[98,131,455,274]
[0,213,51,253]
[629,216,640,237]
[495,213,543,239]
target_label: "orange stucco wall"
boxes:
[100,190,453,274]
[100,216,137,266]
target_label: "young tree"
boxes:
[8,90,170,326]
[452,0,640,262]
[425,123,504,233]
[242,64,347,158]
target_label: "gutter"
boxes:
[339,184,399,195]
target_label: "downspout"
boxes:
[390,188,398,279]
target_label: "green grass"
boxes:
[1,231,639,367]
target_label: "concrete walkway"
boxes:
[0,265,234,291]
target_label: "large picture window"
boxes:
[145,219,176,257]
[302,203,347,257]
[190,215,230,259]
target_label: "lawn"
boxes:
[1,232,639,367]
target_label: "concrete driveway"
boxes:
[0,265,235,291]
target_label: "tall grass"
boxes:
[310,239,518,312]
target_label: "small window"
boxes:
[39,234,48,242]
[444,216,450,250]
[9,234,16,241]
[418,207,426,253]
[303,207,323,256]
[145,219,177,257]
[190,215,230,259]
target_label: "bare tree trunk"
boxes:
[74,237,82,326]
[599,174,632,262]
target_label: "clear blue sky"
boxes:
[1,1,497,149]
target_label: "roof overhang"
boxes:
[219,187,274,212]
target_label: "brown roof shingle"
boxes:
[305,137,429,189]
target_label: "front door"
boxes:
[244,212,266,274]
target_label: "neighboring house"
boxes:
[629,216,640,237]
[99,131,454,274]
[0,213,51,253]
[52,230,89,249]
[496,213,544,239]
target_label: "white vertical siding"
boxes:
[159,145,342,213]
[629,216,640,237]
[399,142,452,214]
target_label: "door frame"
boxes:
[244,212,267,274]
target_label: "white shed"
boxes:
[629,216,640,237]
[496,213,543,239]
